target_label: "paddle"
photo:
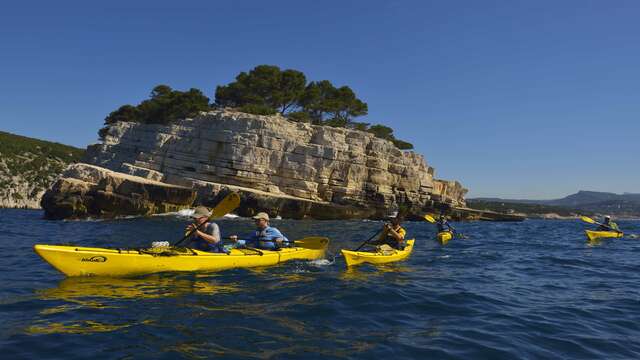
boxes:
[354,229,384,251]
[580,216,623,234]
[173,192,241,246]
[425,214,467,239]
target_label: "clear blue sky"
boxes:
[1,0,638,199]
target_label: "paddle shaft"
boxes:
[354,229,383,251]
[173,219,208,246]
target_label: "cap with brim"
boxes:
[252,212,270,221]
[387,211,399,219]
[192,206,211,218]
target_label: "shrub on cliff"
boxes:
[367,125,414,150]
[103,85,210,126]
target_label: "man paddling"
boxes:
[597,215,620,232]
[370,213,406,250]
[230,212,292,250]
[185,206,226,253]
[436,214,453,233]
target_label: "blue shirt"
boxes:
[236,226,290,250]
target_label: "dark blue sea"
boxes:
[1,209,640,359]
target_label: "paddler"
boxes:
[370,212,406,250]
[229,212,292,250]
[185,206,226,253]
[436,214,453,233]
[597,215,620,231]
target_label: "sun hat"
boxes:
[252,212,270,221]
[192,206,211,219]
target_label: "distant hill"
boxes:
[471,191,640,217]
[0,131,84,208]
[466,200,593,219]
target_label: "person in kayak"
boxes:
[185,206,226,253]
[436,214,453,233]
[371,213,406,250]
[230,212,292,250]
[598,215,620,231]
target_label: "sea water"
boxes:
[1,209,640,359]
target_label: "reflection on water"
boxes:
[26,320,147,335]
[340,264,414,282]
[38,274,240,305]
[29,275,241,335]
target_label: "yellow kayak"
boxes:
[585,230,623,241]
[34,237,329,277]
[340,239,415,267]
[437,231,453,245]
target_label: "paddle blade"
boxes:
[580,216,596,224]
[210,192,241,219]
[423,214,436,223]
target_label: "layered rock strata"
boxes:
[43,110,468,219]
[41,164,196,219]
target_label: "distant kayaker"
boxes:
[371,213,406,249]
[185,206,226,253]
[598,215,620,231]
[436,214,453,233]
[230,212,292,250]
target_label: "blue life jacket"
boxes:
[247,226,291,249]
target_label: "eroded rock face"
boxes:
[41,164,196,219]
[43,110,467,219]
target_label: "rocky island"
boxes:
[42,110,468,220]
[35,65,523,221]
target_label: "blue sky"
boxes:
[1,0,638,199]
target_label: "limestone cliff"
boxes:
[43,110,467,219]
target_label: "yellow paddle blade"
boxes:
[210,192,241,219]
[184,192,241,236]
[580,216,596,224]
[423,214,436,223]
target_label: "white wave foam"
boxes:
[308,259,334,266]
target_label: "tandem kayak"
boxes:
[585,230,623,241]
[34,237,329,277]
[437,231,453,245]
[340,239,415,267]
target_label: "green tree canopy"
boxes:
[299,81,368,125]
[103,85,210,127]
[102,67,412,150]
[215,65,306,114]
